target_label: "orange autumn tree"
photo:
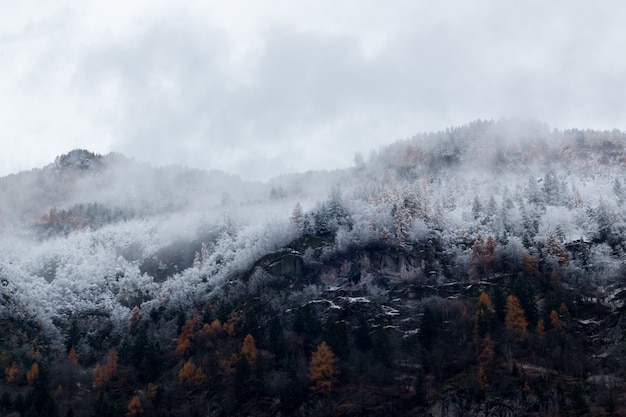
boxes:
[4,362,18,383]
[309,341,339,394]
[129,306,140,328]
[175,317,199,358]
[545,234,568,266]
[477,366,488,390]
[473,291,495,340]
[536,318,545,343]
[521,252,539,277]
[470,235,497,278]
[550,309,564,333]
[67,346,78,364]
[26,362,40,385]
[241,334,258,364]
[93,347,118,388]
[126,394,143,417]
[505,295,528,341]
[178,359,207,386]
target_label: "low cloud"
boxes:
[2,1,626,179]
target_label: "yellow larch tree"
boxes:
[550,310,564,332]
[505,295,528,341]
[129,306,140,328]
[93,347,118,388]
[126,394,143,417]
[536,318,545,343]
[477,335,495,368]
[67,346,78,364]
[241,334,258,364]
[4,362,18,383]
[309,341,339,394]
[26,362,40,385]
[473,291,495,340]
[521,252,539,277]
[175,318,198,358]
[477,366,488,390]
[178,360,197,385]
[179,359,207,386]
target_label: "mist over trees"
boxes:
[1,119,626,415]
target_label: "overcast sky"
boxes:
[1,1,625,181]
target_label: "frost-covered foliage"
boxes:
[1,118,626,358]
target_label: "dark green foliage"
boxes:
[65,319,81,351]
[372,329,393,368]
[414,368,427,406]
[119,325,162,383]
[14,393,26,416]
[305,190,352,237]
[512,276,538,326]
[293,304,322,352]
[234,355,252,402]
[267,316,287,355]
[92,392,121,417]
[571,384,589,416]
[26,365,58,417]
[0,392,12,414]
[353,316,373,352]
[322,314,350,358]
[36,203,135,238]
[419,307,438,351]
[492,286,507,323]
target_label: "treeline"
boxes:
[34,203,137,237]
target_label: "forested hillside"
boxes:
[2,119,626,416]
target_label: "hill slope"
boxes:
[2,119,626,416]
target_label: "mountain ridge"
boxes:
[2,119,626,415]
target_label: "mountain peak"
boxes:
[53,149,102,171]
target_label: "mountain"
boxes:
[2,119,626,416]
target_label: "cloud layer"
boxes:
[2,1,625,180]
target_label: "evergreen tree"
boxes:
[323,314,350,358]
[419,307,438,351]
[353,316,373,352]
[26,364,58,417]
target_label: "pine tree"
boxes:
[545,234,568,266]
[290,202,304,234]
[354,316,373,352]
[392,202,412,245]
[420,307,438,351]
[472,196,483,220]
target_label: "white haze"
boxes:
[1,120,626,353]
[1,1,626,180]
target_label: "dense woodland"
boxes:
[2,120,626,415]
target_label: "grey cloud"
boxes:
[69,2,626,181]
